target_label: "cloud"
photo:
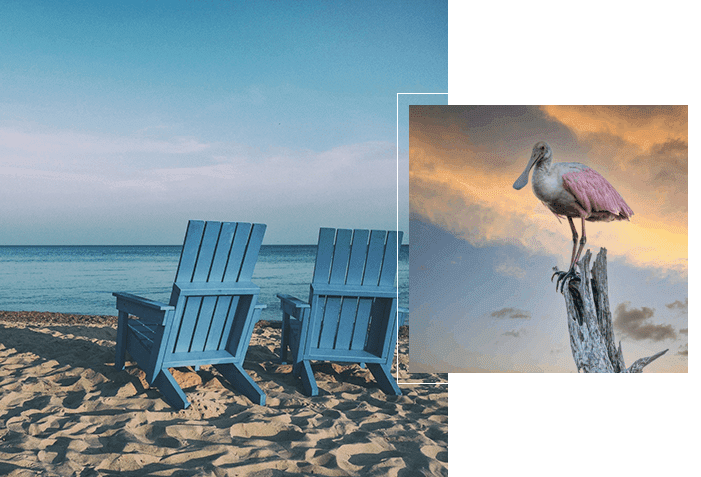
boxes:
[503,329,526,338]
[495,257,526,279]
[0,132,401,244]
[613,302,676,342]
[0,124,397,200]
[540,105,688,153]
[0,127,210,158]
[666,297,688,313]
[112,140,398,201]
[491,307,531,320]
[677,327,688,357]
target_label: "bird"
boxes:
[513,141,633,292]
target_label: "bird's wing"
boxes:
[561,167,633,219]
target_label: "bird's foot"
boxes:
[551,267,580,293]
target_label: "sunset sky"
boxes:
[409,105,688,373]
[0,0,447,245]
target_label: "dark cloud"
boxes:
[503,329,524,338]
[631,138,688,176]
[654,138,688,156]
[666,297,688,313]
[614,302,676,342]
[491,307,531,320]
[577,105,685,125]
[409,105,578,172]
[677,327,687,357]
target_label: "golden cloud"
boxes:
[540,105,687,152]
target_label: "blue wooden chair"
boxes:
[114,220,267,409]
[277,228,407,396]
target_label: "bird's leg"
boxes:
[567,216,579,270]
[572,217,587,268]
[551,217,583,292]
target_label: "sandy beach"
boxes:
[0,311,447,476]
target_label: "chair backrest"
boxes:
[308,228,402,358]
[172,220,265,290]
[165,220,266,357]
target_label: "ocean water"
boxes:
[0,245,409,323]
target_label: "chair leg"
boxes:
[280,313,290,364]
[367,363,402,396]
[115,311,129,370]
[299,360,318,397]
[215,363,266,406]
[153,368,191,410]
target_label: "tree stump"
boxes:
[557,248,668,373]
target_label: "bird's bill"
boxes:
[512,151,539,190]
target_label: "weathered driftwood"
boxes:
[556,248,668,373]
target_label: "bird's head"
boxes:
[513,141,552,190]
[532,141,552,161]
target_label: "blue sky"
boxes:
[409,106,688,373]
[1,0,447,244]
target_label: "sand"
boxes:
[0,312,447,476]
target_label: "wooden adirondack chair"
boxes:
[277,228,407,396]
[114,220,267,409]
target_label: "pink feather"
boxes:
[562,168,633,221]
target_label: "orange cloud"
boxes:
[540,105,687,152]
[410,131,687,274]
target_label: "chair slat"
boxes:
[329,229,352,285]
[191,296,217,352]
[192,222,222,282]
[312,228,336,284]
[209,222,237,282]
[205,296,232,351]
[335,297,359,349]
[218,295,241,349]
[174,220,206,283]
[223,223,252,282]
[362,230,387,286]
[378,231,401,287]
[345,229,369,286]
[318,296,341,348]
[350,298,373,350]
[173,296,201,353]
[238,223,266,281]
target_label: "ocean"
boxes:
[0,245,409,323]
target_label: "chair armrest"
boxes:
[113,292,175,325]
[277,294,310,319]
[113,292,173,310]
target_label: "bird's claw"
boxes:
[551,267,580,293]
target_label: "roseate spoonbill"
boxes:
[513,141,633,292]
